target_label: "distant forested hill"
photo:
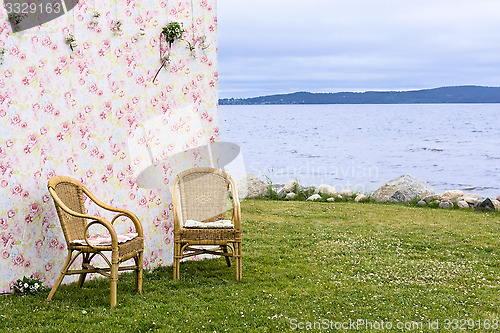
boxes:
[219,86,500,105]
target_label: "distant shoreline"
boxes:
[219,85,500,105]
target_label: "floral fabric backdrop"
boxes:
[0,0,218,293]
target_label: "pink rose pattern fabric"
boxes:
[0,0,218,292]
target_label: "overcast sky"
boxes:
[217,0,500,98]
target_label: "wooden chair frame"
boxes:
[171,167,242,281]
[46,176,144,308]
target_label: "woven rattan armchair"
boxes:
[171,167,242,281]
[46,176,144,308]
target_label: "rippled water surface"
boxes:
[219,104,500,197]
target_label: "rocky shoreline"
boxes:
[237,174,500,212]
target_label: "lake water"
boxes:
[219,104,500,198]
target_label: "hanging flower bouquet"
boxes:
[153,21,185,83]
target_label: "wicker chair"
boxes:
[171,167,242,281]
[46,176,144,308]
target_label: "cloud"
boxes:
[218,0,500,98]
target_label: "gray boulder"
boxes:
[417,200,427,207]
[371,175,435,203]
[317,184,336,196]
[284,180,299,193]
[441,190,464,202]
[236,174,268,199]
[423,194,441,203]
[462,194,481,205]
[274,185,286,198]
[439,200,454,209]
[475,198,496,212]
[306,194,322,201]
[339,189,354,198]
[354,194,367,202]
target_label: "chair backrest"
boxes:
[48,176,87,244]
[174,168,233,223]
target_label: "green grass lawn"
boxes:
[1,200,500,332]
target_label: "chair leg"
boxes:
[222,245,231,267]
[110,261,118,308]
[135,251,143,293]
[77,253,90,288]
[235,242,242,281]
[173,242,180,281]
[77,273,87,288]
[47,250,73,301]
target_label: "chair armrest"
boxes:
[229,177,242,230]
[49,186,143,237]
[171,180,182,231]
[79,185,144,237]
[232,201,242,230]
[48,186,119,248]
[81,185,124,212]
[84,219,118,250]
[111,212,144,237]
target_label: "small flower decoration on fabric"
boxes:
[111,20,122,36]
[135,27,146,39]
[0,47,7,64]
[198,36,210,50]
[65,33,77,51]
[186,36,210,58]
[90,11,100,28]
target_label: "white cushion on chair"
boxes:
[184,219,234,229]
[71,232,138,246]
